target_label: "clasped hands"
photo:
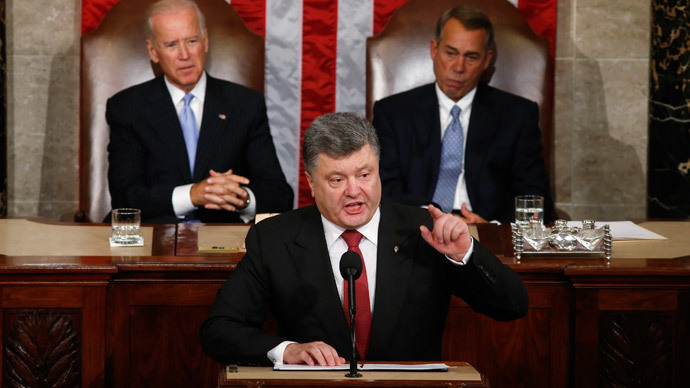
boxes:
[190,168,250,212]
[281,205,472,366]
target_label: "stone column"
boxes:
[648,0,690,217]
[0,0,7,216]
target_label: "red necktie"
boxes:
[341,230,372,360]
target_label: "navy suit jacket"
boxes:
[200,201,528,365]
[106,74,293,223]
[372,83,553,224]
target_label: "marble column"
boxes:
[648,0,690,217]
[0,0,7,216]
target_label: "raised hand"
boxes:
[420,204,472,262]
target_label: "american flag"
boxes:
[82,0,557,208]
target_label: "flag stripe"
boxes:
[335,0,373,116]
[373,0,407,35]
[298,0,339,207]
[229,0,266,37]
[264,1,303,205]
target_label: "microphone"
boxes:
[339,251,362,280]
[339,251,362,378]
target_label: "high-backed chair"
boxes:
[366,0,553,173]
[79,0,264,222]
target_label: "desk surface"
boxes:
[218,362,487,387]
[0,218,689,277]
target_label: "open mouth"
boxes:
[344,202,364,214]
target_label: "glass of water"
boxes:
[514,195,544,229]
[111,208,142,245]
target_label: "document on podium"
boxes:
[273,363,449,371]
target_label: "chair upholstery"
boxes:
[79,0,264,222]
[366,0,552,172]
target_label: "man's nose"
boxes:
[178,44,191,59]
[344,178,361,197]
[452,57,465,73]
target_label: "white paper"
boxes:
[565,221,666,241]
[273,363,449,372]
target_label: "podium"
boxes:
[218,362,488,387]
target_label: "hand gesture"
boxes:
[420,204,472,262]
[191,169,250,211]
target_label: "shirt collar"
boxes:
[435,82,476,119]
[164,71,207,105]
[321,207,381,249]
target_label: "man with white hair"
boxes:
[106,0,292,223]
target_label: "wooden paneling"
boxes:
[0,221,689,387]
[106,282,225,388]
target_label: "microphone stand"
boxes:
[345,271,361,378]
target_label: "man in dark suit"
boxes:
[372,6,553,225]
[106,0,292,223]
[200,112,528,366]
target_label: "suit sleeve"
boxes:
[106,96,177,220]
[200,225,285,365]
[444,241,528,321]
[509,101,555,223]
[241,96,294,214]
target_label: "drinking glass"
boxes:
[111,208,141,245]
[514,195,544,229]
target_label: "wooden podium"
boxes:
[218,362,488,387]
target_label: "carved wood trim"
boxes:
[3,309,81,388]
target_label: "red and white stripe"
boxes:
[82,0,557,208]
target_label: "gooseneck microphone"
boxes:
[339,251,362,378]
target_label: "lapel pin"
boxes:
[394,246,399,253]
[218,114,227,120]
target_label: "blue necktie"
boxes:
[179,93,199,175]
[432,105,464,212]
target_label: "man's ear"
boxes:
[429,39,438,61]
[305,171,315,197]
[146,39,160,63]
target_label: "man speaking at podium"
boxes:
[201,113,528,366]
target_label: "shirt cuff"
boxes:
[237,187,257,223]
[267,341,296,364]
[173,184,196,218]
[445,237,475,266]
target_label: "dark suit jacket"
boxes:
[106,74,293,223]
[372,83,554,224]
[200,201,528,365]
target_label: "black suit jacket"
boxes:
[372,83,553,224]
[106,74,293,223]
[200,201,528,365]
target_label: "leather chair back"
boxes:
[366,0,552,171]
[80,0,264,222]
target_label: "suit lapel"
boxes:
[465,84,498,204]
[194,75,229,180]
[368,202,417,356]
[287,207,351,353]
[415,85,443,197]
[144,77,193,181]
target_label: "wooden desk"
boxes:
[0,219,688,387]
[218,362,488,387]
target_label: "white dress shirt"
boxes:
[435,83,476,212]
[166,73,256,222]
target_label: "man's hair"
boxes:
[145,0,206,41]
[434,5,495,53]
[303,112,381,175]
